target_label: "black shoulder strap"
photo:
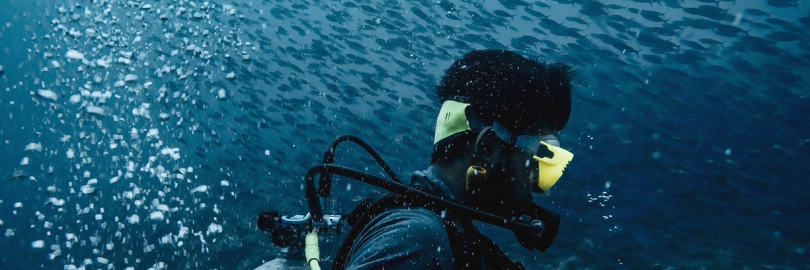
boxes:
[441,214,526,270]
[331,193,526,270]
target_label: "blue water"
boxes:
[1,0,808,269]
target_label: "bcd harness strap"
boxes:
[331,192,526,270]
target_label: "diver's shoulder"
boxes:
[371,207,445,229]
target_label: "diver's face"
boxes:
[468,143,535,217]
[500,147,536,201]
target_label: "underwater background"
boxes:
[1,0,808,269]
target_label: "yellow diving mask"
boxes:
[491,122,574,194]
[532,141,574,193]
[434,100,574,194]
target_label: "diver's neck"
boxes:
[434,161,471,203]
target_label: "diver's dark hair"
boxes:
[437,49,574,133]
[431,49,574,164]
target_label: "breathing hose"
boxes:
[305,231,321,270]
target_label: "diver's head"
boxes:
[430,49,574,216]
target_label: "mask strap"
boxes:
[472,127,502,164]
[491,121,516,145]
[473,127,492,152]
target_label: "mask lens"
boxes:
[492,121,559,153]
[537,134,560,148]
[515,133,559,156]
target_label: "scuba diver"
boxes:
[257,49,575,270]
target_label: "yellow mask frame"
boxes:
[532,141,574,193]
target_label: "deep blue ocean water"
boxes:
[0,0,808,269]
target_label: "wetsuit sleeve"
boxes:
[345,207,454,270]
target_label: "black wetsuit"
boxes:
[341,166,525,270]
